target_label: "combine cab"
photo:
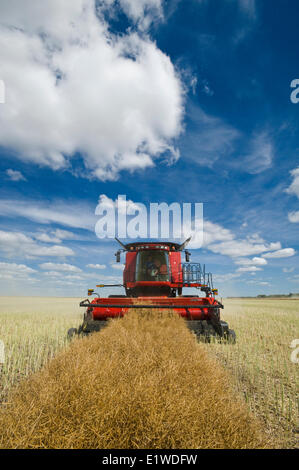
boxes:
[70,238,236,343]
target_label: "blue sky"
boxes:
[0,0,298,297]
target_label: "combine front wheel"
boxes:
[187,320,236,344]
[67,327,78,339]
[226,329,236,344]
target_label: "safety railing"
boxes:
[124,263,214,290]
[181,263,214,291]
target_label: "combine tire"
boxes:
[187,320,236,344]
[187,320,217,343]
[67,327,78,339]
[79,320,108,335]
[227,329,236,344]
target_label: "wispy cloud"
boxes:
[184,106,240,167]
[0,198,96,230]
[283,267,295,273]
[262,248,296,259]
[35,229,77,244]
[286,167,299,198]
[184,106,274,176]
[241,132,273,174]
[0,230,74,258]
[234,256,267,266]
[237,266,262,272]
[213,272,241,283]
[207,238,281,257]
[191,220,282,257]
[286,167,299,223]
[39,262,81,272]
[238,0,256,19]
[35,233,62,244]
[5,169,26,182]
[101,0,164,30]
[288,211,299,223]
[51,229,77,240]
[111,263,126,270]
[86,264,106,269]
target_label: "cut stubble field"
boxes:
[0,296,298,448]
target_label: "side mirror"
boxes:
[115,251,121,262]
[185,251,190,262]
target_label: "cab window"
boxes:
[136,250,170,281]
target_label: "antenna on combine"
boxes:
[115,237,128,250]
[114,237,128,262]
[178,236,192,251]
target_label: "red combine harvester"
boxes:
[70,238,236,342]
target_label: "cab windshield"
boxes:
[135,250,170,282]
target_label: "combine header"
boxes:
[70,238,236,342]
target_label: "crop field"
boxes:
[0,296,298,448]
[202,299,299,449]
[0,297,82,403]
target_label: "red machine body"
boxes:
[76,240,238,342]
[86,241,220,321]
[91,296,218,320]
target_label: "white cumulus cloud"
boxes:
[262,248,296,259]
[35,229,77,243]
[0,262,36,276]
[206,237,281,258]
[87,263,106,269]
[111,263,125,270]
[39,262,82,272]
[288,211,299,223]
[51,229,77,240]
[237,266,262,272]
[234,256,267,266]
[35,233,62,244]
[0,0,183,180]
